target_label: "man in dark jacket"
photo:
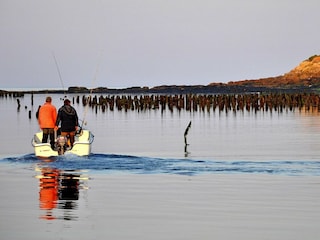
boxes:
[55,99,79,148]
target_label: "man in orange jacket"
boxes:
[38,96,57,149]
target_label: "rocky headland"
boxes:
[224,55,320,89]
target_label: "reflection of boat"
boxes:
[32,129,94,158]
[36,164,89,221]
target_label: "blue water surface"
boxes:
[1,154,320,176]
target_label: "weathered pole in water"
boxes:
[184,121,192,146]
[184,121,192,156]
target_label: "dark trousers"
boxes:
[42,128,55,149]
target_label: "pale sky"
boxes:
[1,0,319,89]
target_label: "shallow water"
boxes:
[1,163,320,240]
[1,93,320,239]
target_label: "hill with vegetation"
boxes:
[220,55,320,88]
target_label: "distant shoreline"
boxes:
[0,84,318,95]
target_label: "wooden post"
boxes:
[184,121,192,146]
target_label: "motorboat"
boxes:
[32,129,94,158]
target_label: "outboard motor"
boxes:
[56,135,67,155]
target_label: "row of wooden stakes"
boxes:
[70,93,320,113]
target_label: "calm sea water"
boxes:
[1,93,320,240]
[2,93,320,161]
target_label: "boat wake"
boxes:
[1,153,320,176]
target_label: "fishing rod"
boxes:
[80,50,104,130]
[52,52,67,97]
[52,50,103,131]
[51,52,67,142]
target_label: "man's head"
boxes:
[45,96,52,103]
[64,99,71,105]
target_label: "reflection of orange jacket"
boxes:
[38,103,57,129]
[39,169,59,210]
[39,186,58,210]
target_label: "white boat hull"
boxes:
[32,130,94,158]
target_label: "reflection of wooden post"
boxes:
[17,99,21,110]
[184,144,189,157]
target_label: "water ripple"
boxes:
[1,154,320,176]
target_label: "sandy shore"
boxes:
[1,163,320,240]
